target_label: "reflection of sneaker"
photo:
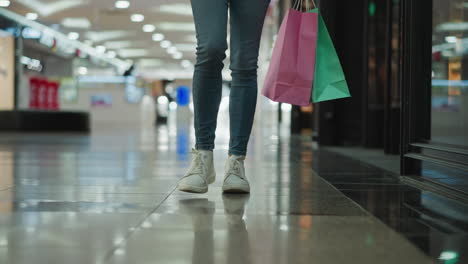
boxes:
[179,198,216,215]
[222,155,250,193]
[178,198,215,229]
[222,194,250,226]
[178,148,216,193]
[222,194,250,215]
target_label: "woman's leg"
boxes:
[191,0,229,151]
[228,0,270,156]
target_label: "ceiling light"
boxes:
[152,33,164,41]
[131,14,144,22]
[138,59,162,67]
[174,43,196,51]
[22,27,42,39]
[115,0,130,9]
[445,36,458,43]
[18,0,83,17]
[119,49,149,58]
[85,30,132,42]
[67,32,79,40]
[160,40,171,48]
[0,0,11,7]
[142,24,156,32]
[107,51,117,58]
[96,45,106,53]
[78,67,88,75]
[157,22,195,31]
[181,60,191,68]
[158,4,192,16]
[26,13,38,20]
[184,35,197,42]
[104,40,132,49]
[62,18,91,29]
[172,52,183,59]
[167,46,178,54]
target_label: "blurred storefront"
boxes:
[0,28,15,111]
[401,0,468,200]
[290,0,468,200]
[0,1,281,131]
[0,8,137,131]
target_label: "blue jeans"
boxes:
[191,0,270,156]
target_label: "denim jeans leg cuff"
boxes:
[196,144,214,151]
[228,150,247,156]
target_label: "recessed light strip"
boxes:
[131,14,144,22]
[0,0,11,7]
[115,0,130,9]
[142,24,155,32]
[0,7,130,71]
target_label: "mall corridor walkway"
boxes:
[0,120,445,263]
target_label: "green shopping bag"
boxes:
[309,9,351,103]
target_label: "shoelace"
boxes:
[186,150,205,176]
[226,158,244,179]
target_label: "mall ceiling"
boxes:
[3,0,204,78]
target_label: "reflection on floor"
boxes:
[324,145,468,196]
[0,117,465,263]
[323,146,400,175]
[309,148,468,263]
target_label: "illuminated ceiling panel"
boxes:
[61,17,91,28]
[17,0,87,16]
[85,30,134,43]
[157,4,192,16]
[157,22,195,32]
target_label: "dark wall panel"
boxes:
[317,0,367,145]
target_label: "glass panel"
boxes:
[366,0,388,148]
[432,0,468,147]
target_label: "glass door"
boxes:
[431,0,468,148]
[401,0,468,199]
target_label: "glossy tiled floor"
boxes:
[308,148,468,263]
[0,109,442,264]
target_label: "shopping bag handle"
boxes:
[293,0,317,11]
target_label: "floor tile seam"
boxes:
[312,173,436,260]
[101,184,179,263]
[310,170,373,217]
[320,147,401,176]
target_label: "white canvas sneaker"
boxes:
[222,154,250,193]
[178,148,216,193]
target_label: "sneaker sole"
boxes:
[178,184,208,193]
[222,184,250,193]
[178,172,216,194]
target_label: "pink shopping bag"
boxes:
[261,8,318,106]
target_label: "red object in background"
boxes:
[433,51,442,62]
[48,81,60,110]
[29,77,60,110]
[29,78,39,108]
[38,79,49,109]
